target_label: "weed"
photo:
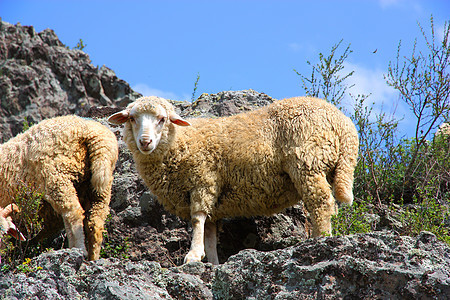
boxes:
[100,214,130,260]
[332,200,376,236]
[191,72,200,102]
[73,38,87,51]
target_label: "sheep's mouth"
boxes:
[138,147,155,155]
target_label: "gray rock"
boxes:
[2,231,449,299]
[0,20,141,142]
[178,89,274,118]
[212,231,450,299]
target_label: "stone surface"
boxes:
[0,19,140,142]
[1,231,449,299]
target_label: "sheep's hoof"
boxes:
[76,246,88,258]
[183,250,205,264]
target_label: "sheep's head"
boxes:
[108,96,190,154]
[0,204,25,242]
[0,204,26,264]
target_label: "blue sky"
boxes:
[1,0,449,137]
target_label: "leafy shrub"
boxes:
[332,200,376,236]
[398,197,450,245]
[100,214,130,260]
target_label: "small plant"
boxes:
[191,72,201,102]
[398,193,450,245]
[15,257,42,273]
[22,117,31,132]
[332,200,376,236]
[294,39,354,109]
[13,182,43,240]
[73,38,87,51]
[100,235,130,260]
[100,214,130,260]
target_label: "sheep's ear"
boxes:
[8,226,26,241]
[169,112,191,126]
[108,111,129,125]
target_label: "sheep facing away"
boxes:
[0,116,118,260]
[108,96,359,264]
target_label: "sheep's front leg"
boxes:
[184,211,207,264]
[204,221,219,264]
[62,215,87,255]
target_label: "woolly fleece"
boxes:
[116,96,358,237]
[0,115,118,260]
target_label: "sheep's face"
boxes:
[0,204,26,247]
[108,97,190,155]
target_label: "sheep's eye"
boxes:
[158,117,166,125]
[129,116,136,123]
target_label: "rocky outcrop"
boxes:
[1,20,450,299]
[180,89,275,118]
[1,231,449,299]
[0,19,140,141]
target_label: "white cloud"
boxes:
[132,83,189,101]
[288,42,316,54]
[378,0,423,13]
[288,43,302,52]
[343,62,421,137]
[345,62,397,107]
[378,0,403,9]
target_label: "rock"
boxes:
[177,89,274,118]
[213,231,450,299]
[1,231,449,299]
[0,20,140,142]
[0,248,210,299]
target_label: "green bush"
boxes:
[100,215,130,260]
[332,200,376,236]
[399,197,450,245]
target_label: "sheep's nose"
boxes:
[139,138,152,149]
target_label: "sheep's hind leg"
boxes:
[84,189,111,261]
[304,174,336,237]
[204,221,219,264]
[184,211,207,264]
[62,215,87,255]
[49,182,88,257]
[289,170,336,237]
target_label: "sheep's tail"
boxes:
[333,128,359,206]
[85,123,119,198]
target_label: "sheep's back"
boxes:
[0,116,110,205]
[268,97,356,171]
[132,97,357,221]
